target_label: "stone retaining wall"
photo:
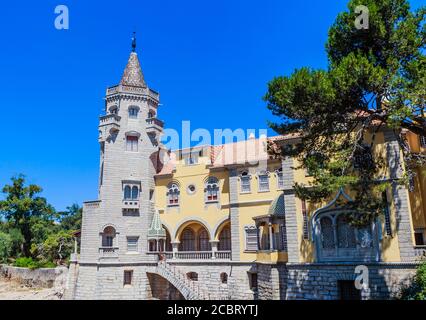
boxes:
[0,264,68,289]
[256,262,418,300]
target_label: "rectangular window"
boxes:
[302,200,309,240]
[277,171,284,189]
[124,270,133,286]
[241,176,251,193]
[127,237,139,252]
[103,236,113,247]
[245,227,258,251]
[420,135,426,148]
[184,154,198,165]
[126,136,138,152]
[414,231,425,246]
[249,273,258,290]
[258,175,269,192]
[382,191,392,236]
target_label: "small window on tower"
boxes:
[126,136,138,152]
[129,107,139,119]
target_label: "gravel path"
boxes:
[0,278,62,300]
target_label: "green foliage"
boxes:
[265,0,425,225]
[400,261,426,300]
[13,257,56,270]
[0,174,56,257]
[0,231,12,263]
[58,204,82,232]
[31,230,74,265]
[0,175,82,266]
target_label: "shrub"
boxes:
[14,257,38,269]
[14,257,56,269]
[0,231,12,263]
[400,261,426,300]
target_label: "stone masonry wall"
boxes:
[258,263,418,300]
[0,264,68,289]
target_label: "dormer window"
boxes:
[128,106,139,119]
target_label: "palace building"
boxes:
[65,42,426,300]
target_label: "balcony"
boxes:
[414,245,426,258]
[146,118,164,135]
[122,199,139,209]
[154,251,231,261]
[99,114,121,134]
[99,247,119,259]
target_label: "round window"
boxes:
[187,184,196,194]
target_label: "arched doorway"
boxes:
[147,273,185,300]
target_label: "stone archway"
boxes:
[147,273,185,300]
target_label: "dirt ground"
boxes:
[0,278,62,300]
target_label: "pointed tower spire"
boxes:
[120,32,146,87]
[148,210,166,240]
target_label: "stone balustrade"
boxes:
[146,118,164,128]
[414,245,426,258]
[98,247,119,259]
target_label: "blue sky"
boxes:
[0,0,423,211]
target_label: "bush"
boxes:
[0,231,12,263]
[14,257,38,269]
[31,230,73,265]
[14,257,57,269]
[400,261,426,300]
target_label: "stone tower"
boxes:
[73,38,164,299]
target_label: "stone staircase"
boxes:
[156,261,210,300]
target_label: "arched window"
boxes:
[102,226,116,247]
[124,186,131,200]
[336,215,356,249]
[205,177,219,202]
[220,272,228,284]
[167,183,180,206]
[128,106,139,119]
[314,211,378,262]
[109,106,118,115]
[180,228,195,251]
[320,216,335,249]
[218,226,231,251]
[131,186,139,200]
[148,110,155,119]
[149,239,157,252]
[198,229,211,251]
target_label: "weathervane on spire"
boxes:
[131,31,137,52]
